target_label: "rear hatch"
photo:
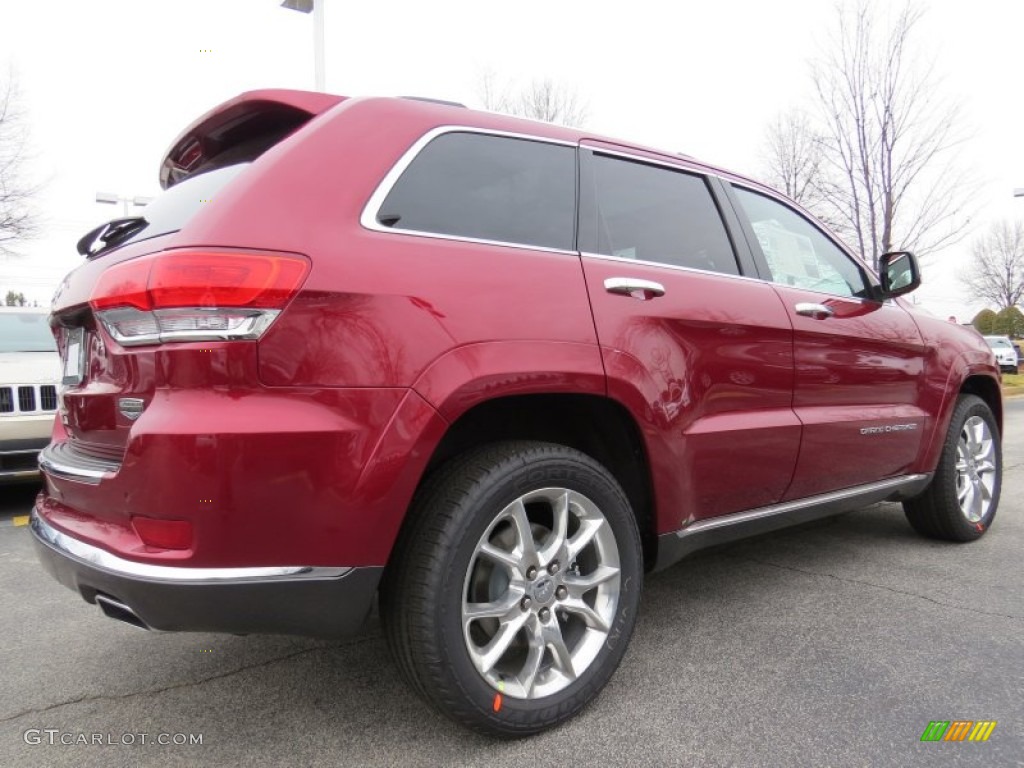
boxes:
[49,90,341,467]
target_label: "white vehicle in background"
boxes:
[0,307,60,482]
[982,335,1020,375]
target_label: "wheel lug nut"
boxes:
[526,566,537,580]
[539,608,550,622]
[548,561,559,575]
[556,586,567,600]
[521,597,531,611]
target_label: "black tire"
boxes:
[380,441,643,737]
[903,395,1001,542]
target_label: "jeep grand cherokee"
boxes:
[31,91,1002,736]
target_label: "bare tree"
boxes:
[762,109,827,210]
[477,69,513,114]
[961,220,1024,310]
[811,1,972,268]
[0,70,39,257]
[477,72,589,128]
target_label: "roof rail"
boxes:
[400,96,468,108]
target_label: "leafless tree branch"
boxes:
[476,71,589,128]
[763,1,976,269]
[961,220,1024,310]
[0,68,41,257]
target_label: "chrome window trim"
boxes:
[580,251,767,285]
[360,125,578,255]
[580,142,711,175]
[30,510,351,583]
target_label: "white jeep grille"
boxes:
[0,385,58,414]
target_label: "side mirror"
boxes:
[877,251,920,299]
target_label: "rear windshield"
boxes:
[87,164,248,255]
[0,313,57,353]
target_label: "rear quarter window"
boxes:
[373,132,576,251]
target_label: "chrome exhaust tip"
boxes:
[95,594,149,630]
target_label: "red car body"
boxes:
[32,91,1001,640]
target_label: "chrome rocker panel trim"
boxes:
[654,474,932,571]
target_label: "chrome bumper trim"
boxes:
[38,442,120,485]
[30,510,351,583]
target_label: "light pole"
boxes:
[281,0,326,91]
[96,192,154,218]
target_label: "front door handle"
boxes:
[794,302,834,320]
[604,277,666,300]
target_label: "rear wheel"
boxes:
[380,441,642,737]
[904,395,1001,541]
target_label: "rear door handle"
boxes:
[604,277,666,300]
[794,302,834,320]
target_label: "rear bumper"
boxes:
[30,508,381,638]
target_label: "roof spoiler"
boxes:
[159,89,344,189]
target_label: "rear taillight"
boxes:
[90,250,309,346]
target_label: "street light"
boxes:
[96,192,154,217]
[281,0,326,91]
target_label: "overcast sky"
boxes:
[1,0,1021,320]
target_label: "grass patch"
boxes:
[1003,373,1024,397]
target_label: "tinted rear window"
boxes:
[580,154,739,275]
[375,132,576,250]
[90,164,248,255]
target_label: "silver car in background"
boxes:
[983,335,1020,375]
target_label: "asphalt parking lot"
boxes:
[1,399,1022,767]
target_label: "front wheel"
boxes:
[904,394,1001,541]
[380,441,643,737]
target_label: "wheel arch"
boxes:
[960,374,1003,435]
[917,366,1003,475]
[402,393,659,572]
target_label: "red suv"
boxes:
[32,91,1003,736]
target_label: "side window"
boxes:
[375,132,575,251]
[581,154,740,276]
[732,187,869,298]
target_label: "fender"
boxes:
[410,340,607,421]
[913,356,1002,475]
[349,388,449,565]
